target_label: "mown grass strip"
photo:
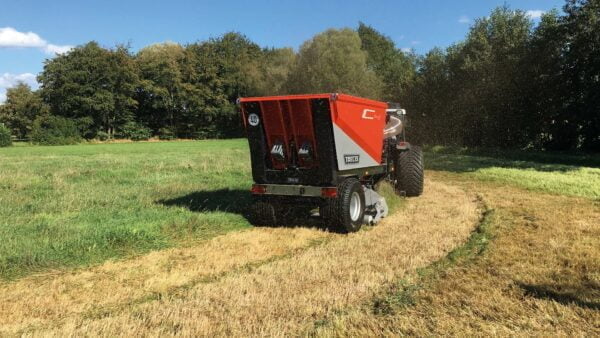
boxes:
[16,234,335,335]
[370,203,494,315]
[304,194,493,334]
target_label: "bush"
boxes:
[158,128,175,140]
[0,124,12,147]
[30,115,81,145]
[95,131,110,141]
[117,122,151,141]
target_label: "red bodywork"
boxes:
[240,93,388,170]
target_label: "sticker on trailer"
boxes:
[344,154,360,164]
[248,113,260,126]
[332,124,379,170]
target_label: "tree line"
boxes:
[0,0,598,151]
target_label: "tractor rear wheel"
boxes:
[322,178,365,233]
[395,146,424,197]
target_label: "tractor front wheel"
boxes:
[395,146,424,197]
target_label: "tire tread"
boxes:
[396,146,424,197]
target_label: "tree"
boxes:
[29,115,81,145]
[560,0,600,151]
[404,48,454,145]
[135,42,186,134]
[0,123,11,147]
[180,42,231,138]
[406,6,534,148]
[181,33,263,138]
[455,6,533,147]
[526,10,568,150]
[286,28,383,99]
[0,83,49,139]
[253,47,296,96]
[38,42,139,138]
[357,23,416,101]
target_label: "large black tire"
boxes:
[395,146,424,197]
[322,178,365,233]
[249,200,279,226]
[249,199,304,227]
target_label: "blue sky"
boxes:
[0,0,564,102]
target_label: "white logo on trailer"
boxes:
[248,113,260,126]
[271,144,284,158]
[362,109,380,120]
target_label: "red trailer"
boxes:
[239,93,423,233]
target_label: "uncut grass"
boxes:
[24,179,480,336]
[425,151,600,200]
[314,172,600,336]
[0,140,252,279]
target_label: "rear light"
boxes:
[251,184,267,194]
[321,187,337,198]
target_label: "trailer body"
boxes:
[239,93,424,233]
[240,93,388,187]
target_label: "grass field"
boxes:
[0,140,598,335]
[0,140,254,279]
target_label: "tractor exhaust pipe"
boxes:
[383,115,403,139]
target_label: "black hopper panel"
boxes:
[243,102,269,184]
[311,98,338,185]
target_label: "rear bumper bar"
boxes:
[251,184,335,197]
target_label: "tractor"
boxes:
[239,93,424,233]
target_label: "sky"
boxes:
[0,0,565,102]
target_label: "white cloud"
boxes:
[0,73,39,103]
[0,27,72,55]
[44,43,73,54]
[410,40,420,45]
[401,47,412,53]
[526,10,545,19]
[0,27,45,47]
[458,15,471,24]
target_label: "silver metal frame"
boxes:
[255,184,332,197]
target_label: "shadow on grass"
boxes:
[425,152,584,174]
[158,189,328,230]
[159,189,252,215]
[517,282,600,310]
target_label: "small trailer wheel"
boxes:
[395,146,424,197]
[323,178,365,233]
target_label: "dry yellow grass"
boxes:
[313,171,600,336]
[0,228,332,334]
[0,179,480,336]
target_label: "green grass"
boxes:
[1,140,596,280]
[0,140,253,279]
[425,148,600,200]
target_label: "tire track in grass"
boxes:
[30,179,481,336]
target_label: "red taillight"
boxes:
[251,184,267,194]
[321,187,337,198]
